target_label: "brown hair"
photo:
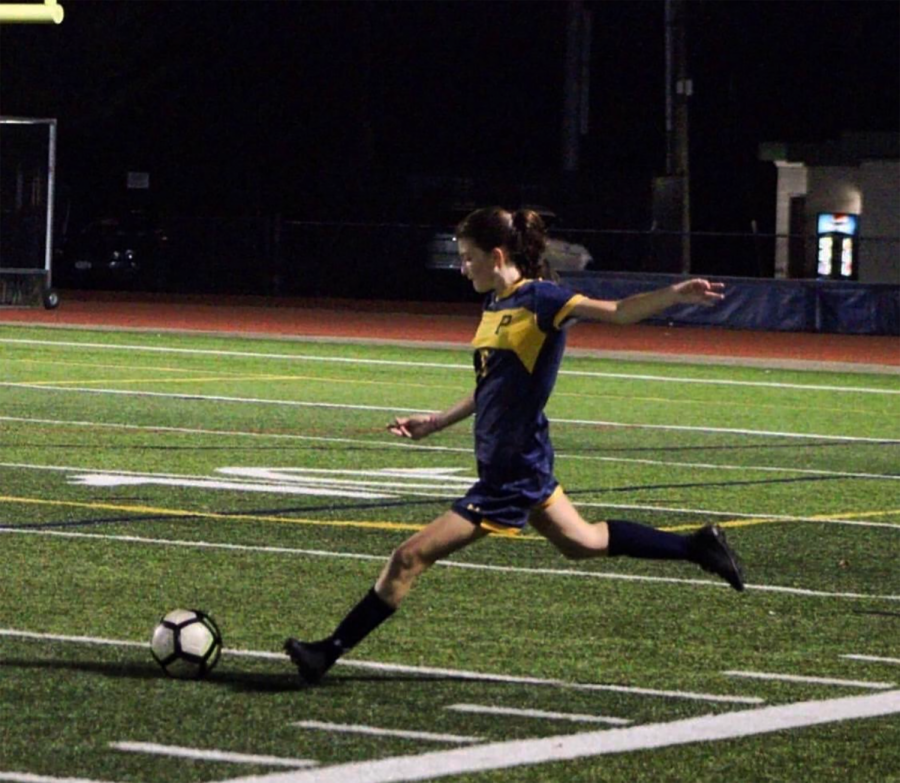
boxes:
[456,206,556,281]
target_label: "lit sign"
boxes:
[817,213,859,236]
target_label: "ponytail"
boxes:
[456,206,557,282]
[509,209,556,281]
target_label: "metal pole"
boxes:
[669,0,691,273]
[664,0,674,174]
[579,8,592,138]
[45,120,57,287]
[561,0,583,175]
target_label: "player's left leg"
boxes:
[375,509,490,607]
[286,510,488,684]
[528,489,744,590]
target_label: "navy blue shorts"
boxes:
[451,479,563,534]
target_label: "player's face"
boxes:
[458,239,496,293]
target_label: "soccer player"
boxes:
[285,206,744,684]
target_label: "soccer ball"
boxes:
[150,609,223,679]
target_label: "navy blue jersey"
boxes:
[468,279,584,493]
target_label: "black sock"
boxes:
[327,587,396,656]
[606,519,692,560]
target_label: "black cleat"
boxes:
[689,524,745,591]
[284,637,338,685]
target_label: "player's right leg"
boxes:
[285,510,487,684]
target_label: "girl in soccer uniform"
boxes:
[286,207,744,684]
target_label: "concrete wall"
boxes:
[859,160,900,284]
[805,166,863,214]
[773,162,807,278]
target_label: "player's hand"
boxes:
[672,279,725,307]
[387,415,439,440]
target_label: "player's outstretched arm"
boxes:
[388,392,476,440]
[570,279,725,325]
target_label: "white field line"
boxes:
[109,742,316,768]
[561,458,900,483]
[220,690,900,783]
[0,383,419,415]
[576,502,900,530]
[3,416,900,487]
[291,722,481,744]
[2,337,897,395]
[0,415,470,455]
[552,415,900,444]
[0,628,146,649]
[722,670,895,689]
[4,458,900,532]
[0,774,116,783]
[2,385,898,444]
[842,654,900,666]
[0,627,763,705]
[5,458,900,520]
[433,559,900,603]
[445,704,631,726]
[2,526,898,604]
[303,658,763,705]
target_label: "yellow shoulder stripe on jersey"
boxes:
[552,294,587,330]
[471,307,545,373]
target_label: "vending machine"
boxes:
[817,213,859,280]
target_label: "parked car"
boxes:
[426,207,593,273]
[57,209,170,290]
[428,232,593,273]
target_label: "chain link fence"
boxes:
[54,216,899,298]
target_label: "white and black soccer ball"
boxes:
[150,609,223,679]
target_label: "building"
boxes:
[759,132,899,284]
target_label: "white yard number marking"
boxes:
[67,466,475,500]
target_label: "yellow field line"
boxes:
[7,358,253,376]
[0,494,540,539]
[0,494,423,532]
[661,507,900,532]
[3,494,894,539]
[10,374,462,391]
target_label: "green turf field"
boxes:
[1,324,898,783]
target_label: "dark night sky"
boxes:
[1,0,898,231]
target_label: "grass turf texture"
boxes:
[1,325,898,782]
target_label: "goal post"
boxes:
[0,0,65,24]
[0,116,59,307]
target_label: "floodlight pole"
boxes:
[665,0,691,273]
[0,0,64,24]
[561,1,591,180]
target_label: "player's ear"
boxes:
[491,247,507,269]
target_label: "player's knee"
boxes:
[386,542,427,579]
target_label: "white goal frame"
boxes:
[0,116,57,293]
